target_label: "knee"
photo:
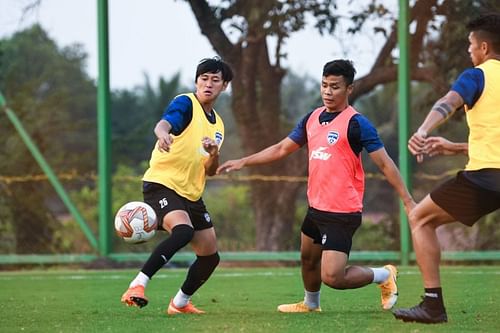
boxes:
[198,252,220,270]
[171,224,194,246]
[321,272,347,289]
[408,209,419,229]
[205,252,220,267]
[408,207,428,231]
[408,209,437,234]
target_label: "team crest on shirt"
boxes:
[215,132,223,146]
[327,131,339,145]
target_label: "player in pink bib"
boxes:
[218,59,415,313]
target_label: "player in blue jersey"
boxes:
[121,57,233,315]
[393,13,500,324]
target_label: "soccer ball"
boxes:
[114,201,158,244]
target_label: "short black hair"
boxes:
[322,59,356,85]
[467,13,500,54]
[195,56,234,82]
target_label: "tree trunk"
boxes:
[249,168,305,250]
[187,0,312,249]
[228,37,307,250]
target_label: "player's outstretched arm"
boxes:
[369,147,416,215]
[216,137,300,174]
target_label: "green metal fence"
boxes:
[1,0,499,266]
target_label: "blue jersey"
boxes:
[450,68,484,109]
[162,94,216,135]
[288,109,384,155]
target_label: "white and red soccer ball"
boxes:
[114,201,158,244]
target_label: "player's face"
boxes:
[195,71,228,104]
[468,31,486,66]
[320,75,353,112]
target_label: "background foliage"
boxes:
[1,0,500,256]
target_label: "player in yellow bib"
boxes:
[121,57,233,315]
[394,13,500,324]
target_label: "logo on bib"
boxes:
[310,147,331,161]
[327,131,339,145]
[215,131,223,146]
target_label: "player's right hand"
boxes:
[216,159,245,174]
[157,134,174,153]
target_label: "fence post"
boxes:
[97,0,112,257]
[398,0,412,266]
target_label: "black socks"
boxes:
[139,225,220,297]
[141,224,194,278]
[424,287,446,312]
[181,252,220,295]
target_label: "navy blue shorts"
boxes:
[142,181,214,231]
[301,207,361,255]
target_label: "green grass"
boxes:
[1,266,499,332]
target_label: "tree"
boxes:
[184,0,499,250]
[0,25,97,253]
[111,73,186,169]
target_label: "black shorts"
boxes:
[142,182,214,231]
[430,171,500,226]
[301,207,362,255]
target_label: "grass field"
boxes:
[1,265,499,332]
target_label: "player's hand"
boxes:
[408,129,427,163]
[157,133,174,152]
[216,159,245,174]
[423,136,455,157]
[202,137,219,157]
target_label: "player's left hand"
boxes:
[202,137,219,157]
[408,129,427,163]
[423,136,455,156]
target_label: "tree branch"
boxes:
[409,0,439,68]
[186,0,238,62]
[371,0,439,72]
[351,66,436,103]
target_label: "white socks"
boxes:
[173,289,191,308]
[304,290,320,309]
[129,273,192,308]
[370,267,390,284]
[129,271,150,288]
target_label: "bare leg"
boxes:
[276,233,323,312]
[190,227,218,256]
[393,195,453,323]
[300,232,322,292]
[408,195,454,288]
[320,250,373,289]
